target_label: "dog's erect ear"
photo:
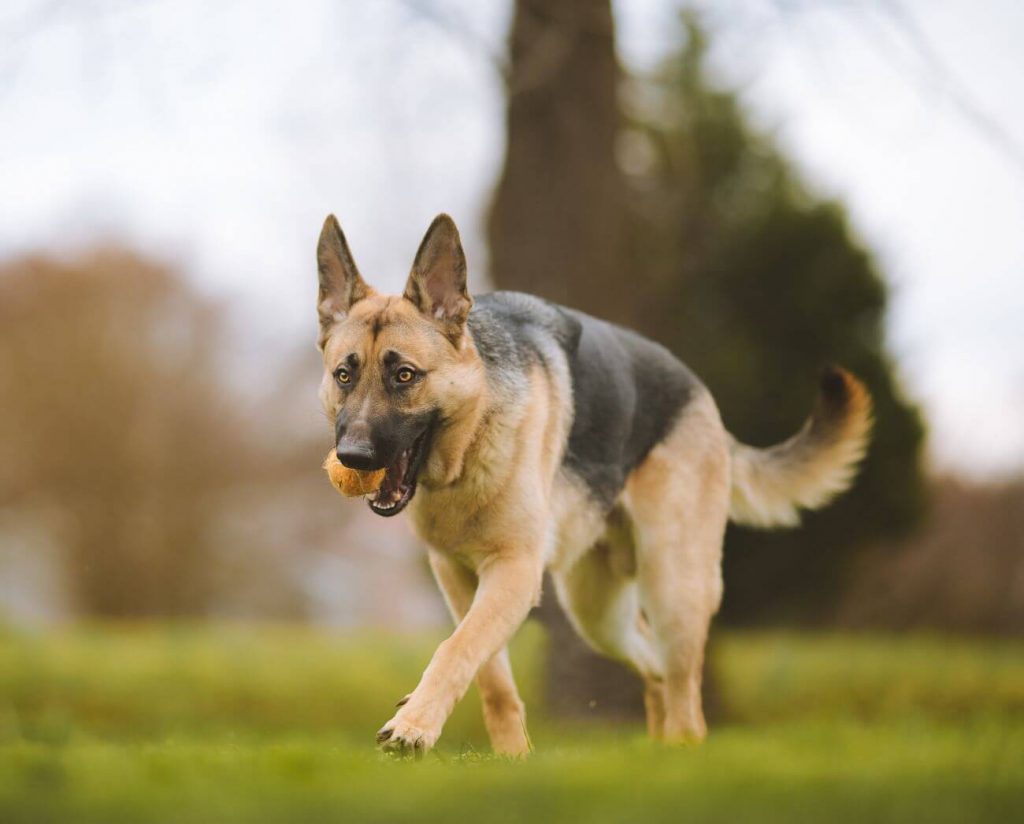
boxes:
[403,214,472,343]
[317,214,372,348]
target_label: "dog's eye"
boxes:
[396,366,416,384]
[334,367,351,385]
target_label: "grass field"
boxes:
[0,623,1021,823]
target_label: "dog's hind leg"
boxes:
[626,391,730,744]
[551,534,666,732]
[427,549,532,756]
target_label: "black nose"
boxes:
[336,444,378,471]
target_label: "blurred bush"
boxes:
[622,17,926,624]
[0,251,252,615]
[0,248,447,626]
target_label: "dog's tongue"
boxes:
[375,449,410,505]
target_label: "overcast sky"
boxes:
[1,0,1022,479]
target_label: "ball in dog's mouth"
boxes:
[367,428,431,517]
[324,453,385,497]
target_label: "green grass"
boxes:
[0,623,1022,823]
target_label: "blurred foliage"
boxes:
[0,251,247,615]
[624,16,927,623]
[0,625,1021,822]
[0,251,336,619]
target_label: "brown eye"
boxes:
[335,367,350,385]
[396,366,416,384]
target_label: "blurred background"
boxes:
[1,0,1023,773]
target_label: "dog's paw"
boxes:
[376,714,440,757]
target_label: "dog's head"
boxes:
[316,213,482,516]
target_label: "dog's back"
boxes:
[467,290,871,528]
[470,291,701,508]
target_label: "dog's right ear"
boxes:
[316,215,372,349]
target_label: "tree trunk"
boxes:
[488,0,643,721]
[488,0,634,325]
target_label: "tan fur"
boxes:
[729,368,873,528]
[316,215,872,755]
[625,390,731,742]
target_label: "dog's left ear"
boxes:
[403,214,472,343]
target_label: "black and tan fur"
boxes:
[315,213,873,756]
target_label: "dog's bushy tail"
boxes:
[728,367,873,529]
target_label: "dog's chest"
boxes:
[410,455,521,561]
[411,467,611,574]
[409,482,489,557]
[410,404,532,557]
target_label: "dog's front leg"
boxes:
[427,549,533,756]
[376,550,543,755]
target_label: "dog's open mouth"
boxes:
[367,427,432,517]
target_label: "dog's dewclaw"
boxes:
[323,451,385,497]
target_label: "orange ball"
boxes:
[323,450,386,497]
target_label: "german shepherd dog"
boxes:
[315,213,872,756]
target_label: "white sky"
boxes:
[1,0,1022,479]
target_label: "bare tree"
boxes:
[0,250,249,615]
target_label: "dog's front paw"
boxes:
[376,712,440,757]
[377,695,444,756]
